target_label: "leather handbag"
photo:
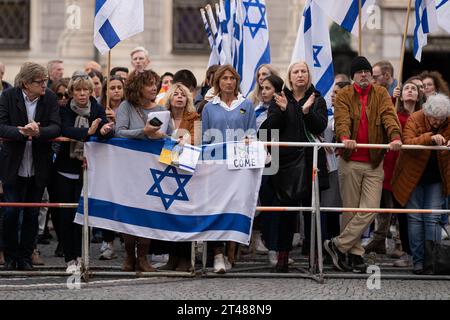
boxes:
[271,151,308,205]
[424,238,450,275]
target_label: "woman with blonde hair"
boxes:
[158,83,200,272]
[264,60,328,272]
[248,64,279,106]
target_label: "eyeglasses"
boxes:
[31,78,48,86]
[56,92,69,100]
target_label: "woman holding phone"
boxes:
[115,70,172,272]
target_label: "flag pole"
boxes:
[106,51,111,112]
[395,0,413,107]
[358,0,362,55]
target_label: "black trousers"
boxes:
[3,176,45,265]
[55,173,83,263]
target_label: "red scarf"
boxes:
[349,83,371,163]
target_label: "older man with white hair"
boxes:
[392,93,450,275]
[130,46,150,73]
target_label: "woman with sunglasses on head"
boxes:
[53,71,114,273]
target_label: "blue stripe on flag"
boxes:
[78,197,252,234]
[422,8,430,33]
[437,0,448,9]
[341,0,366,32]
[99,19,121,49]
[95,0,107,14]
[92,138,165,155]
[413,0,422,59]
[246,43,271,96]
[304,6,312,33]
[315,63,335,98]
[91,138,228,161]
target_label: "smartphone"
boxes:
[149,117,163,127]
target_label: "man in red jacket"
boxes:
[324,56,402,273]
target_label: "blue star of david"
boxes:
[312,45,323,68]
[243,0,267,39]
[147,166,192,210]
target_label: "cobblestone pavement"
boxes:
[1,233,450,300]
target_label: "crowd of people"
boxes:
[0,50,449,276]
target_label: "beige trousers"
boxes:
[334,158,384,256]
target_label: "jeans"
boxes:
[407,182,444,268]
[3,176,45,264]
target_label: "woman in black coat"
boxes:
[54,72,114,272]
[263,61,329,272]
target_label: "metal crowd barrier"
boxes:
[0,140,449,283]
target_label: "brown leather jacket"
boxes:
[392,110,450,206]
[175,111,201,145]
[334,84,401,168]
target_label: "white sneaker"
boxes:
[292,233,302,247]
[268,250,277,266]
[100,241,108,253]
[99,243,117,260]
[213,254,226,274]
[224,256,233,271]
[268,251,295,267]
[66,260,80,274]
[255,236,268,253]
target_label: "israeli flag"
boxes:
[218,0,233,64]
[94,0,144,54]
[75,139,262,244]
[413,0,438,61]
[437,0,450,33]
[206,4,227,65]
[237,0,271,98]
[315,0,376,36]
[201,8,220,67]
[291,0,334,108]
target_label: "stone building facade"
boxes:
[1,0,449,84]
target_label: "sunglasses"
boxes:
[72,74,90,81]
[56,92,69,100]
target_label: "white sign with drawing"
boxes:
[226,141,266,170]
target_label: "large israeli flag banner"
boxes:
[436,0,450,34]
[315,0,376,36]
[94,0,144,54]
[413,0,438,61]
[291,0,334,108]
[238,0,271,97]
[74,139,263,245]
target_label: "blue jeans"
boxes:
[407,183,444,268]
[3,177,45,265]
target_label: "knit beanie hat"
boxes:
[350,56,372,79]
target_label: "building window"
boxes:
[173,0,214,53]
[0,0,30,50]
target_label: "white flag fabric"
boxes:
[237,0,271,97]
[94,0,144,54]
[201,8,220,67]
[75,139,263,244]
[413,0,439,61]
[291,0,334,108]
[315,0,376,36]
[436,0,450,33]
